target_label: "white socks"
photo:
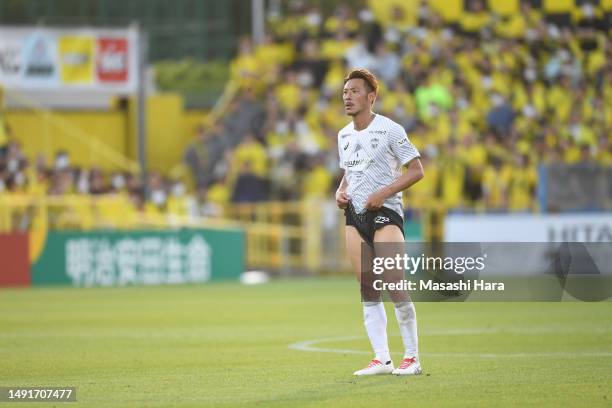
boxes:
[362,301,419,361]
[394,301,419,359]
[363,302,391,363]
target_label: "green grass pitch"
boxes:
[1,278,611,407]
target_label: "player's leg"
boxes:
[373,224,422,375]
[345,226,393,375]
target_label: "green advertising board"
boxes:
[32,228,244,286]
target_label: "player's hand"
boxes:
[335,189,349,209]
[365,191,386,210]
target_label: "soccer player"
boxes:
[335,68,424,376]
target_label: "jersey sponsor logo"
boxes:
[398,138,408,145]
[344,158,374,168]
[369,130,387,135]
[340,133,351,139]
[374,216,389,224]
[345,141,374,171]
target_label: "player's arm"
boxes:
[335,172,349,209]
[365,158,424,210]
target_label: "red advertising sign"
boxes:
[96,38,128,82]
[0,233,30,287]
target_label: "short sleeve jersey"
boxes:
[337,113,420,217]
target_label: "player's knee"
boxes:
[388,291,410,303]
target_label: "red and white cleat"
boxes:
[353,359,394,376]
[392,356,422,375]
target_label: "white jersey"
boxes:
[338,113,420,217]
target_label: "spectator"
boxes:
[184,125,211,189]
[486,92,515,135]
[231,161,266,203]
[0,114,9,159]
[371,42,401,84]
[231,133,268,183]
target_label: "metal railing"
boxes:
[0,193,445,274]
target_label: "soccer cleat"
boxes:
[353,359,394,376]
[392,356,422,375]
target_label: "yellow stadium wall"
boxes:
[5,94,207,174]
[144,94,183,173]
[6,110,128,171]
[142,95,207,173]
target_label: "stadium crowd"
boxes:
[185,0,611,213]
[1,0,610,218]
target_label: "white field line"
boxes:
[288,330,612,358]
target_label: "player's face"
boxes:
[343,78,374,117]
